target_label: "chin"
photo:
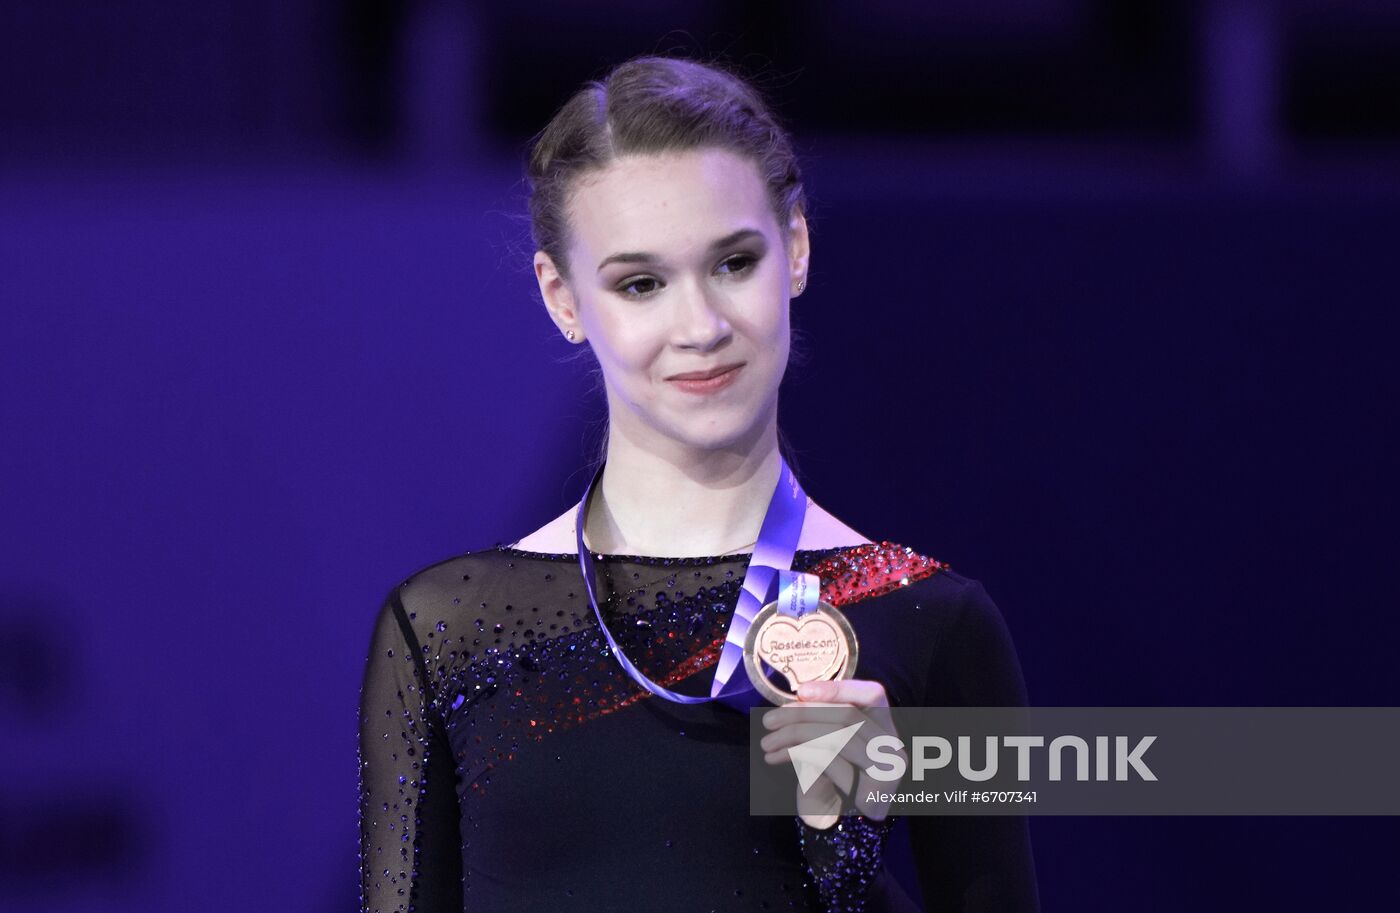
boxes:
[663,416,767,453]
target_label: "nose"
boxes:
[670,280,732,352]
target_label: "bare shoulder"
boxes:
[796,499,874,550]
[509,507,578,553]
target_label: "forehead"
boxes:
[567,148,774,258]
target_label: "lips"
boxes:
[667,363,743,381]
[666,363,744,394]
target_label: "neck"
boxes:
[585,415,783,558]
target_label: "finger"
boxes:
[760,703,865,733]
[762,722,899,772]
[794,759,855,824]
[761,697,898,734]
[796,678,889,707]
[760,712,902,759]
[795,778,842,828]
[761,720,864,755]
[790,680,902,740]
[825,755,857,797]
[760,706,899,746]
[792,758,866,824]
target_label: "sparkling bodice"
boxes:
[358,541,1037,912]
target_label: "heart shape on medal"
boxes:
[755,612,848,693]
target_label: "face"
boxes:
[534,147,810,456]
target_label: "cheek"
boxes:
[765,312,793,379]
[760,272,792,339]
[768,329,791,373]
[758,301,791,351]
[587,308,664,377]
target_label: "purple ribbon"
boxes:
[573,458,820,711]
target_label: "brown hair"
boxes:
[525,54,807,283]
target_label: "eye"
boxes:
[717,253,758,275]
[617,275,661,298]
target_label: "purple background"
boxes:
[3,2,1398,910]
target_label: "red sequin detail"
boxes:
[589,541,944,714]
[465,541,947,785]
[652,537,940,688]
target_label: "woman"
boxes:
[359,55,1038,913]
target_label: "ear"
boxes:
[787,205,811,296]
[534,250,585,343]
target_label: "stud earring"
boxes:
[566,330,577,341]
[795,279,806,294]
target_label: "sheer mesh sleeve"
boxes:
[358,587,463,913]
[907,577,1040,911]
[796,813,899,913]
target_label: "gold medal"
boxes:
[742,600,859,705]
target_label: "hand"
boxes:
[758,678,906,829]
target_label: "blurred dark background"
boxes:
[2,1,1397,911]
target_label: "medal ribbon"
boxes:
[775,569,823,619]
[574,457,822,709]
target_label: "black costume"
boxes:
[358,541,1038,912]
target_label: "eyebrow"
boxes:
[595,228,765,273]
